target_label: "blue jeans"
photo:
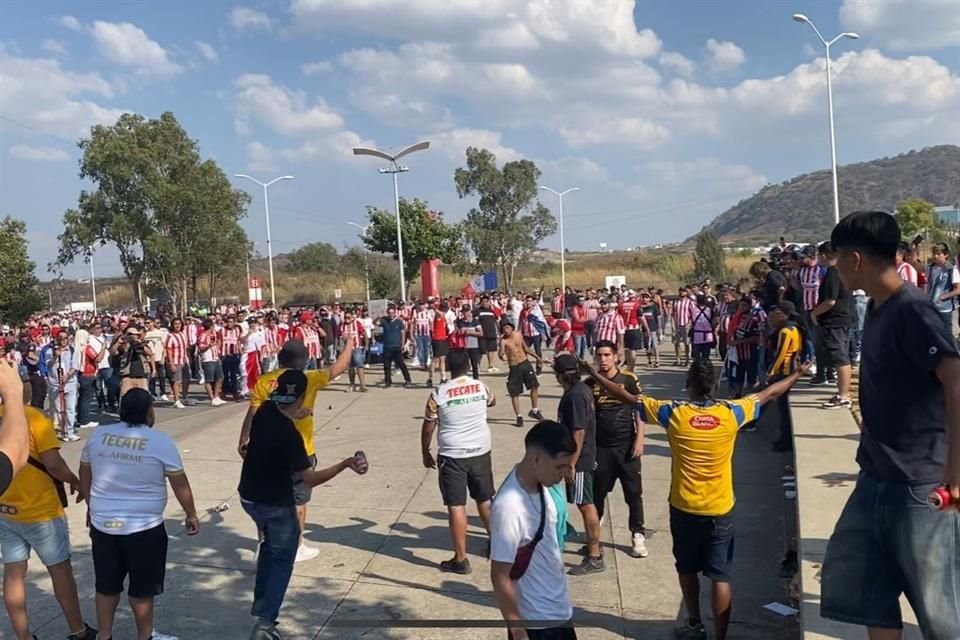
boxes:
[849,294,868,361]
[821,472,960,637]
[572,335,586,359]
[96,367,115,409]
[241,501,300,625]
[415,334,431,368]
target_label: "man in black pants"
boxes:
[378,305,411,388]
[587,340,648,559]
[476,295,501,373]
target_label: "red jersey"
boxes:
[569,304,586,337]
[897,262,918,286]
[165,331,189,366]
[551,319,573,352]
[220,326,242,355]
[551,294,564,315]
[340,320,366,348]
[431,312,449,341]
[295,325,321,359]
[619,299,640,329]
[82,344,99,376]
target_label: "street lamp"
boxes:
[87,246,97,313]
[352,141,430,303]
[234,174,294,307]
[539,186,580,293]
[792,13,860,225]
[346,221,371,302]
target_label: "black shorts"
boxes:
[565,470,595,506]
[506,361,539,397]
[431,340,449,358]
[624,329,642,350]
[91,523,168,598]
[481,337,498,353]
[438,453,495,506]
[817,325,850,367]
[669,506,735,582]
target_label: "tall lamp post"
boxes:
[792,13,859,225]
[352,141,430,303]
[234,174,294,307]
[346,221,372,302]
[87,247,97,313]
[539,186,580,294]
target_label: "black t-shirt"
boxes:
[0,450,12,495]
[785,270,804,309]
[587,370,641,448]
[857,286,958,483]
[476,308,499,339]
[558,380,597,472]
[640,304,659,332]
[762,270,787,310]
[817,266,852,328]
[238,401,312,506]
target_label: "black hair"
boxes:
[896,241,910,255]
[447,349,469,377]
[817,241,835,256]
[524,420,577,457]
[499,319,514,331]
[830,211,899,266]
[556,369,581,387]
[120,388,153,426]
[686,358,715,398]
[594,339,617,353]
[932,242,950,254]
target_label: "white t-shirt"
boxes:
[145,328,167,364]
[81,422,184,535]
[88,335,112,370]
[360,317,374,339]
[425,376,493,458]
[490,469,572,626]
[244,328,265,355]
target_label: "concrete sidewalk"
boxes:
[11,361,802,640]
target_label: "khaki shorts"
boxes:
[120,377,149,398]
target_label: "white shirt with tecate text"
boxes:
[424,376,492,458]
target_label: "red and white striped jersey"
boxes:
[397,305,412,322]
[897,261,918,286]
[263,325,280,352]
[519,309,540,337]
[277,322,289,345]
[184,322,199,346]
[595,311,625,343]
[551,319,573,352]
[295,325,322,359]
[798,266,823,311]
[164,331,189,366]
[551,294,564,315]
[219,326,242,355]
[413,309,433,336]
[672,296,695,327]
[198,330,220,361]
[340,319,366,347]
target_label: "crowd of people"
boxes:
[0,219,957,640]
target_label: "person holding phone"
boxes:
[490,420,578,640]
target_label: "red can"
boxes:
[354,450,369,475]
[929,485,957,511]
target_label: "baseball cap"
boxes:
[800,245,817,258]
[772,300,800,319]
[270,370,308,405]
[552,353,579,374]
[279,340,308,361]
[299,311,314,322]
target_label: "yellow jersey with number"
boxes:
[251,368,329,457]
[637,395,760,516]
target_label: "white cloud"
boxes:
[802,43,817,58]
[234,118,252,137]
[643,159,768,195]
[0,49,127,138]
[558,116,670,148]
[91,21,182,76]
[301,61,333,75]
[8,144,71,161]
[429,128,523,163]
[58,15,81,31]
[840,0,960,51]
[659,51,696,78]
[245,141,276,172]
[229,7,273,31]
[705,38,746,72]
[42,39,67,55]
[194,41,219,63]
[233,74,344,135]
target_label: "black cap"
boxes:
[552,353,579,374]
[772,300,800,319]
[270,370,308,405]
[800,245,817,258]
[279,339,308,362]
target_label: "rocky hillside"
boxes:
[702,145,960,242]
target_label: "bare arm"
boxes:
[569,428,585,472]
[238,405,257,456]
[39,449,83,500]
[421,418,437,468]
[584,364,641,405]
[754,368,805,406]
[79,463,92,505]
[0,362,28,488]
[301,457,363,487]
[937,357,960,509]
[491,561,529,640]
[168,473,199,534]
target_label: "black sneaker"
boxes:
[426,378,433,387]
[568,555,605,576]
[403,381,413,388]
[528,409,545,422]
[822,395,852,410]
[809,376,828,386]
[515,416,524,428]
[673,621,707,640]
[248,621,282,640]
[826,375,838,385]
[439,557,472,574]
[384,383,392,389]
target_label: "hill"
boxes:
[701,145,960,242]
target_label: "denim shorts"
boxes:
[0,515,71,566]
[821,472,960,637]
[349,348,365,369]
[669,506,735,582]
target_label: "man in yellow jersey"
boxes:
[766,301,802,452]
[238,337,353,563]
[583,357,808,640]
[0,404,97,640]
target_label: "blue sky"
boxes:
[1,0,958,279]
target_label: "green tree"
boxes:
[55,112,249,309]
[454,147,556,290]
[0,216,45,323]
[895,198,940,240]
[285,242,340,273]
[368,264,400,299]
[693,231,727,282]
[362,198,463,283]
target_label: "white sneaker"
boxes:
[805,364,817,377]
[58,433,81,442]
[631,532,649,558]
[80,421,99,429]
[149,631,179,640]
[295,544,320,563]
[487,367,500,373]
[211,398,225,406]
[160,394,170,402]
[174,401,186,409]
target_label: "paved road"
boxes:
[12,359,801,640]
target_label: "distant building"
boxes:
[935,205,960,226]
